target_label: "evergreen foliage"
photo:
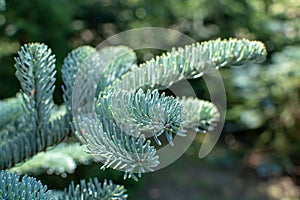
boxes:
[60,178,128,200]
[0,170,127,200]
[0,38,267,197]
[0,170,52,200]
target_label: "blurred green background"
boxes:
[0,0,299,199]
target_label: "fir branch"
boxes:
[96,38,266,144]
[195,38,267,68]
[15,43,56,132]
[98,89,185,146]
[104,38,267,93]
[178,97,220,133]
[62,46,97,117]
[75,116,159,181]
[72,46,158,180]
[86,38,267,179]
[0,44,70,169]
[0,170,53,200]
[59,178,128,200]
